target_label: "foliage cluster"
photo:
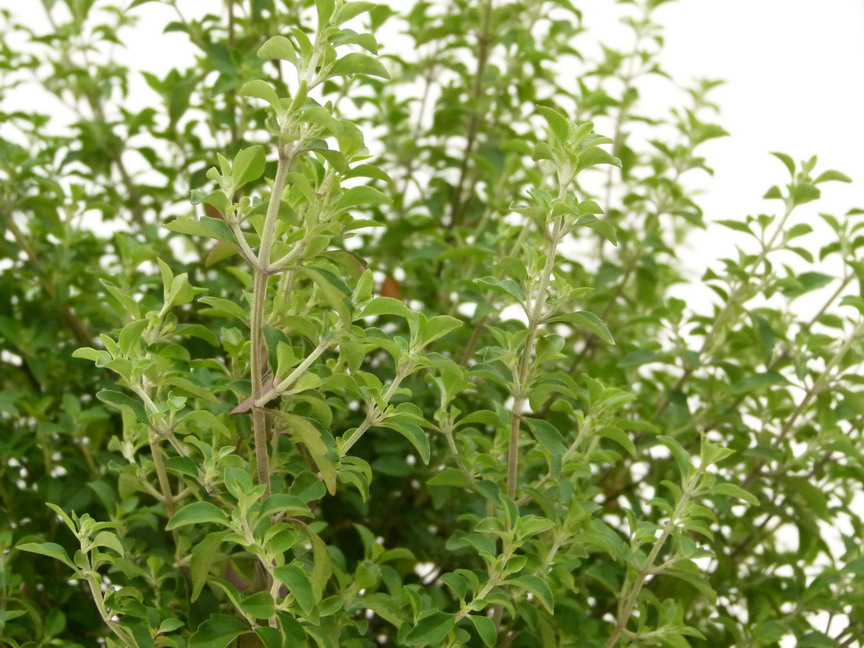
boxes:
[1,1,863,647]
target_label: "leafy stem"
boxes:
[605,470,701,648]
[507,215,564,500]
[340,363,412,456]
[83,568,135,648]
[256,338,335,406]
[655,202,798,417]
[148,436,176,518]
[250,148,291,495]
[742,317,864,488]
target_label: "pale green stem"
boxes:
[250,151,291,495]
[148,436,175,518]
[84,566,135,647]
[340,368,408,456]
[506,217,563,500]
[228,218,257,265]
[255,340,333,406]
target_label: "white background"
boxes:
[654,0,864,308]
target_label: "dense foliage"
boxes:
[1,1,863,646]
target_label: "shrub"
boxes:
[2,1,863,647]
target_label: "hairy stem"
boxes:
[340,368,408,456]
[506,218,562,500]
[250,150,291,494]
[84,567,135,647]
[255,339,333,406]
[148,436,176,517]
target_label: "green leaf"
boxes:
[584,218,618,245]
[201,191,233,218]
[525,418,565,464]
[420,315,462,347]
[46,503,76,531]
[577,146,621,170]
[785,223,812,240]
[257,36,296,63]
[101,279,141,317]
[320,250,367,278]
[710,482,760,507]
[663,565,717,604]
[814,169,851,184]
[259,495,312,518]
[118,320,147,356]
[405,612,456,645]
[17,542,74,569]
[378,420,430,464]
[536,105,571,143]
[798,272,834,293]
[291,521,332,600]
[763,185,784,200]
[166,502,230,530]
[715,220,753,234]
[188,614,248,648]
[475,276,525,302]
[657,435,690,477]
[357,296,414,320]
[790,183,820,205]
[338,31,379,54]
[596,425,636,457]
[277,413,338,495]
[198,296,249,323]
[240,79,280,107]
[335,2,376,24]
[165,216,235,243]
[96,390,149,424]
[843,558,864,575]
[505,575,555,613]
[240,591,276,619]
[158,619,184,634]
[467,615,497,647]
[660,634,692,648]
[295,266,352,324]
[0,609,27,626]
[92,531,124,555]
[274,564,315,616]
[315,0,335,23]
[255,627,283,648]
[549,311,614,345]
[72,347,103,362]
[191,532,228,602]
[330,53,390,79]
[335,185,392,211]
[841,295,864,314]
[770,151,795,176]
[232,145,265,188]
[165,376,219,404]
